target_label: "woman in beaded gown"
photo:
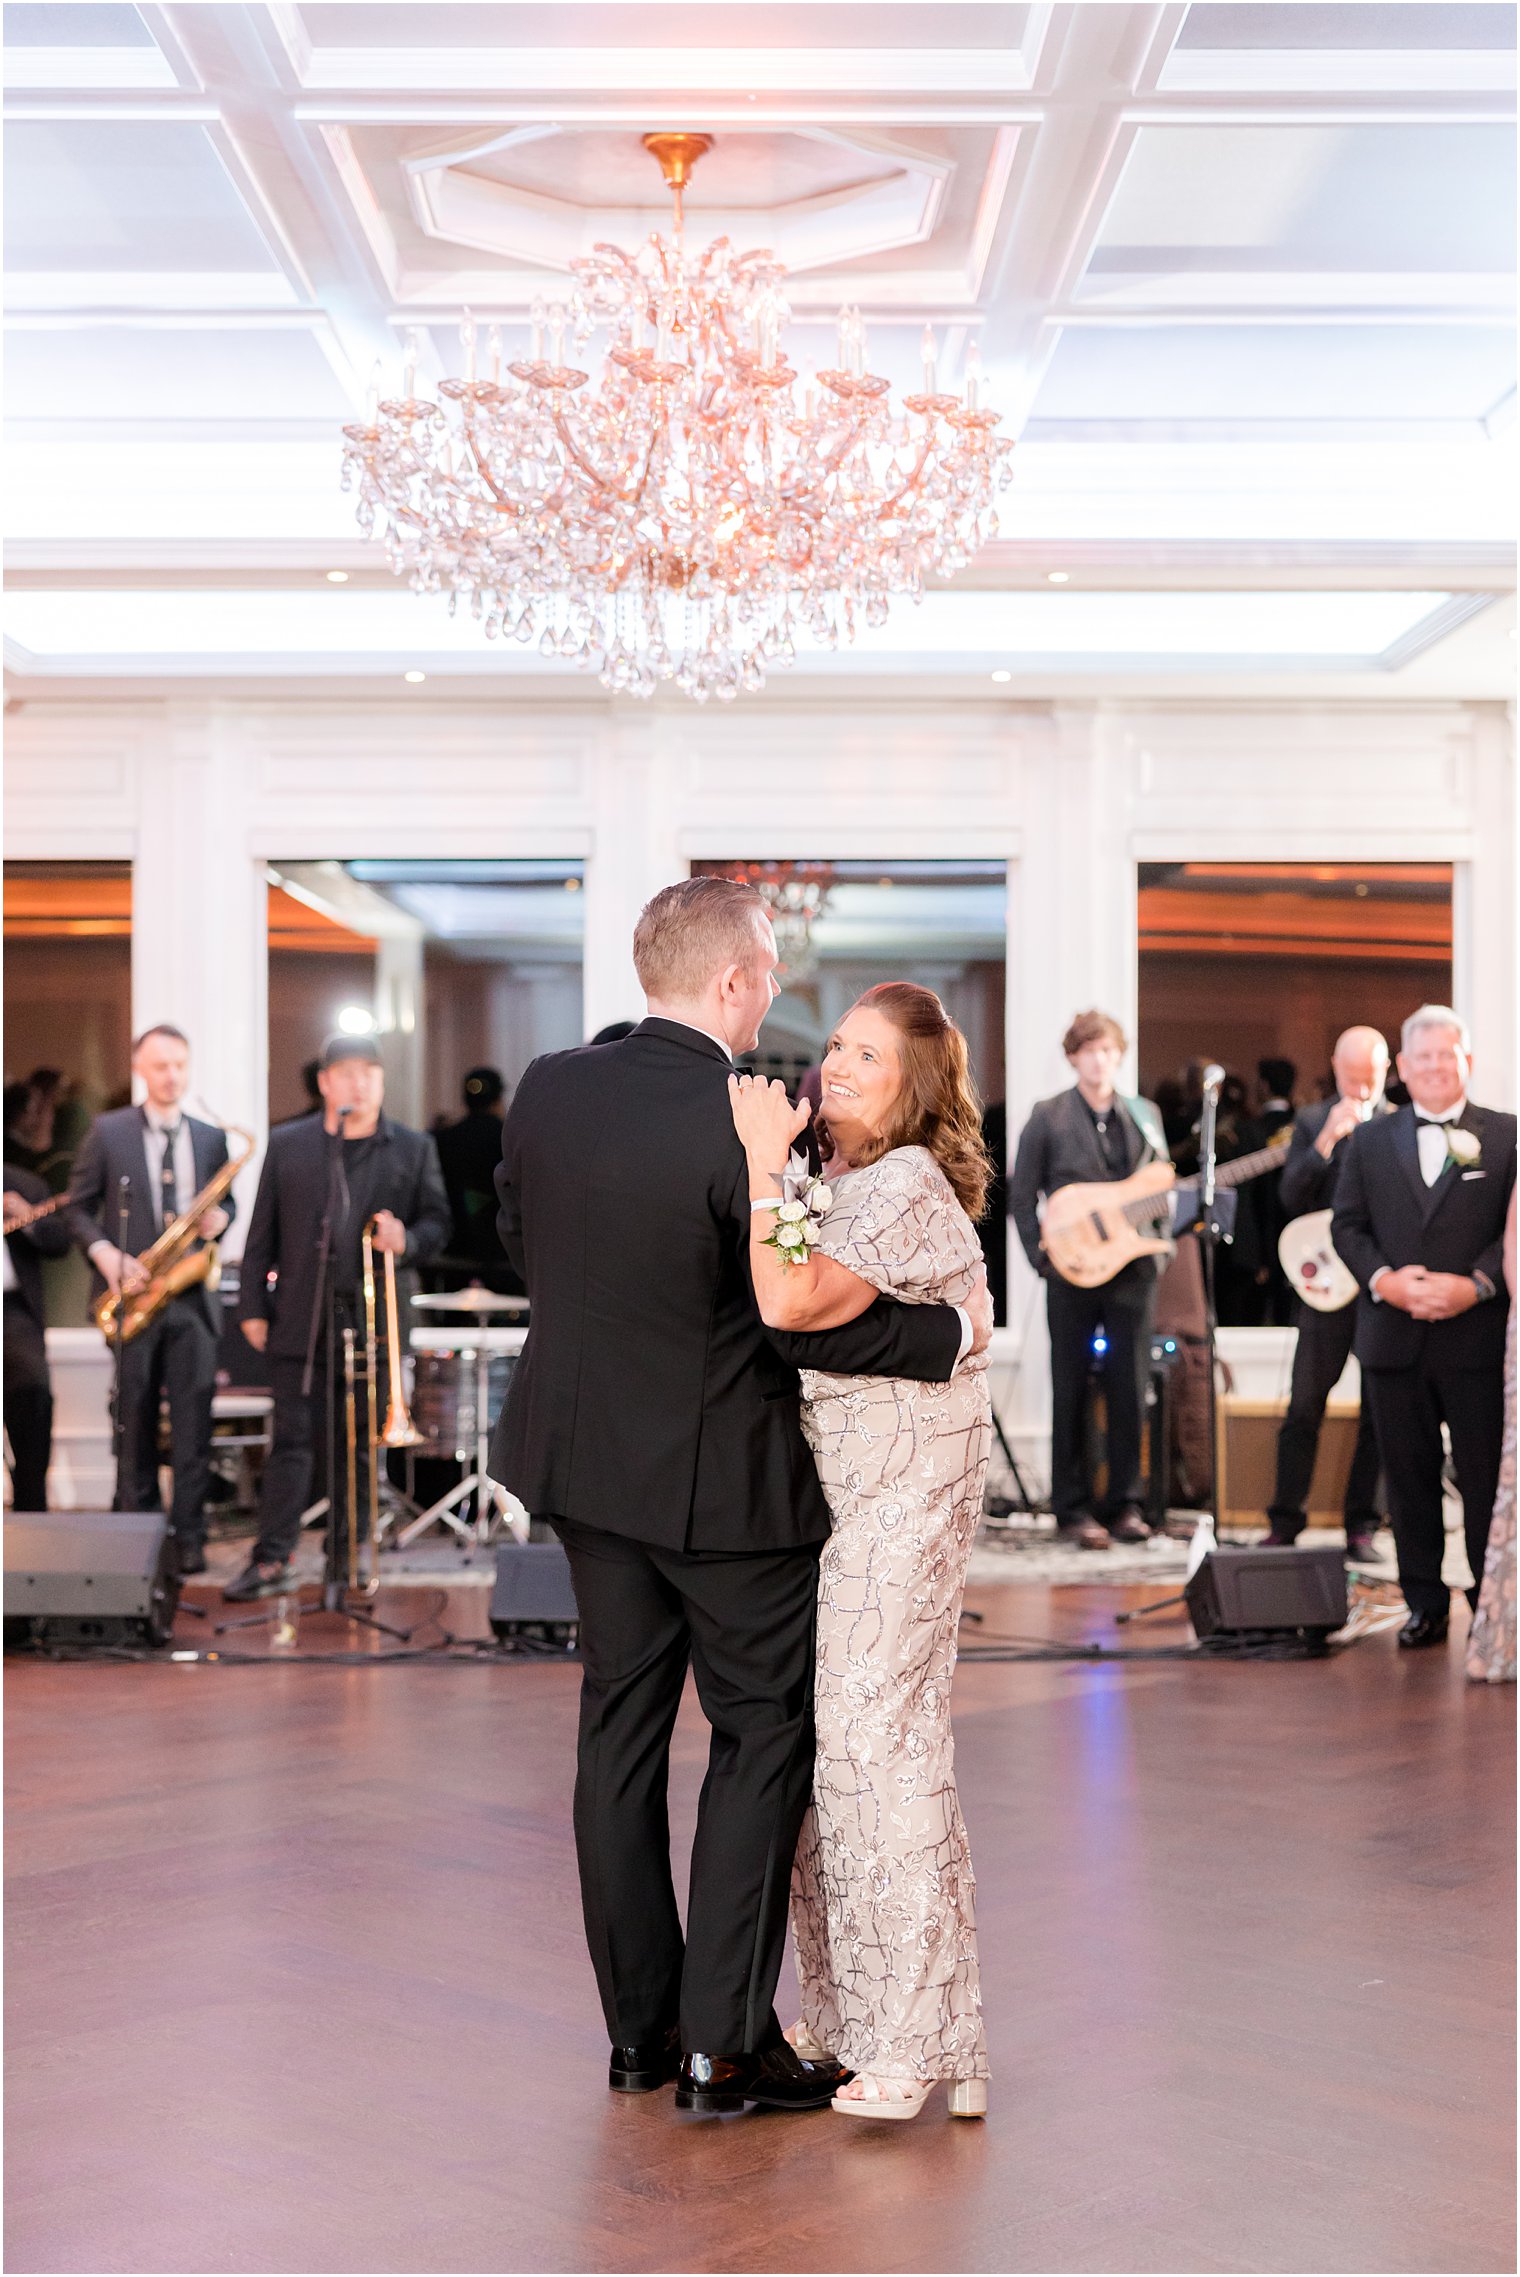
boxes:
[1467,1188,1516,1684]
[729,983,994,2123]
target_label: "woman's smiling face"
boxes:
[819,1005,903,1149]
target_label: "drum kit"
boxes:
[391,1287,530,1551]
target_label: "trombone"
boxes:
[358,1213,422,1591]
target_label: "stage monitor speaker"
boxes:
[1184,1545,1346,1654]
[3,1511,180,1649]
[489,1539,579,1649]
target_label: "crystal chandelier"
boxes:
[726,860,835,983]
[341,133,1013,703]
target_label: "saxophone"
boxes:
[93,1127,256,1344]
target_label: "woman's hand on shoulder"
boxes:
[728,1072,810,1164]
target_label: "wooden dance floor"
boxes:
[6,1579,1514,2276]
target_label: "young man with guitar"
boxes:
[1263,1025,1391,1560]
[1009,1011,1169,1549]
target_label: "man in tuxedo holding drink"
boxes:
[1332,1006,1514,1648]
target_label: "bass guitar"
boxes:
[1040,1133,1291,1290]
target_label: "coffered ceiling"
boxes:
[3,1,1515,692]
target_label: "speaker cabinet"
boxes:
[489,1539,579,1648]
[1185,1544,1347,1652]
[4,1511,180,1649]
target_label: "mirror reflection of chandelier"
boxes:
[341,133,1012,705]
[730,861,836,983]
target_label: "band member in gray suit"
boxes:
[1009,1010,1170,1549]
[1332,1007,1515,1649]
[1264,1026,1392,1559]
[68,1026,235,1573]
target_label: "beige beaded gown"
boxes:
[793,1144,992,2084]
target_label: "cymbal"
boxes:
[413,1287,528,1314]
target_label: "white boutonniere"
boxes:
[1446,1127,1481,1169]
[762,1151,834,1270]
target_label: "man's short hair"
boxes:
[1258,1057,1295,1095]
[1401,1004,1470,1055]
[1062,1008,1127,1058]
[132,1023,188,1055]
[632,877,769,1001]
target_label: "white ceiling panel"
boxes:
[1090,125,1515,275]
[3,121,282,274]
[4,327,355,423]
[295,4,1032,53]
[2,1,153,43]
[1028,326,1516,427]
[1175,5,1515,52]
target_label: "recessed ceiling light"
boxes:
[325,569,349,584]
[563,877,581,893]
[1046,570,1070,585]
[403,670,427,684]
[991,669,1012,683]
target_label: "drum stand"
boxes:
[396,1340,523,1553]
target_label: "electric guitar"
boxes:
[1040,1133,1292,1290]
[1277,1209,1358,1312]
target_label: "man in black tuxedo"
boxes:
[4,1163,72,1509]
[489,877,986,2115]
[69,1027,236,1571]
[1332,1006,1515,1648]
[1265,1026,1391,1558]
[229,1034,450,1601]
[1008,1010,1171,1548]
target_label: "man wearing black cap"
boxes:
[225,1035,450,1601]
[434,1066,520,1291]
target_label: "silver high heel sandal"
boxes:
[947,2079,989,2120]
[784,2022,834,2061]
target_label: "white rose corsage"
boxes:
[1446,1127,1481,1168]
[759,1151,834,1270]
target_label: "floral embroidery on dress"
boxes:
[792,1145,993,2082]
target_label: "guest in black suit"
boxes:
[1332,1006,1516,1648]
[434,1066,522,1292]
[68,1027,236,1570]
[229,1034,450,1600]
[3,1163,72,1509]
[1008,1011,1170,1548]
[1265,1026,1391,1556]
[489,877,984,2115]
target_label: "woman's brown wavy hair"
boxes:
[824,982,993,1222]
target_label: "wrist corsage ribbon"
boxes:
[754,1151,834,1269]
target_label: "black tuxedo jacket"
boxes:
[4,1161,72,1328]
[68,1106,235,1333]
[1007,1085,1167,1279]
[1278,1096,1394,1220]
[238,1113,451,1362]
[1331,1101,1515,1372]
[487,1017,964,1554]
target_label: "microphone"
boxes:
[1200,1063,1225,1095]
[336,1104,354,1120]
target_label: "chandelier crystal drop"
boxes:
[340,133,1014,703]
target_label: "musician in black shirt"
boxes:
[227,1036,450,1600]
[1008,1010,1170,1549]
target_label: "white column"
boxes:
[1454,705,1516,1109]
[582,706,684,1036]
[376,933,424,1127]
[129,701,266,1255]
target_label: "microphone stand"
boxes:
[1117,1066,1229,1628]
[109,1174,132,1509]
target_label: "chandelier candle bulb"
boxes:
[965,340,982,411]
[403,329,418,401]
[366,359,381,424]
[530,298,546,363]
[922,325,937,396]
[461,312,476,384]
[488,326,501,385]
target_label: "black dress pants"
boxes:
[1268,1302,1382,1538]
[553,1517,822,2057]
[252,1335,382,1565]
[113,1297,217,1547]
[1047,1270,1155,1521]
[1363,1356,1504,1620]
[3,1297,53,1511]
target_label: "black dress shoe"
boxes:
[1258,1531,1298,1549]
[1344,1531,1381,1564]
[222,1558,294,1604]
[1106,1508,1152,1544]
[609,2026,680,2094]
[1056,1518,1112,1551]
[1397,1612,1450,1650]
[174,1543,209,1576]
[675,2041,851,2115]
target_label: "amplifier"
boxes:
[3,1510,180,1649]
[489,1539,579,1649]
[1185,1544,1347,1654]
